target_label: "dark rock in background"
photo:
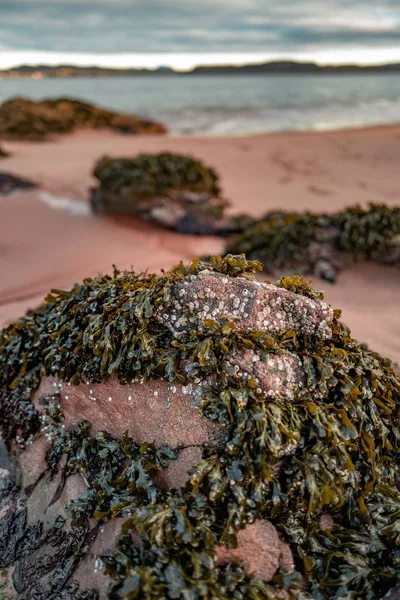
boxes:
[0,172,37,195]
[0,97,167,141]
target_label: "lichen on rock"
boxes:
[90,152,233,235]
[226,204,400,282]
[0,97,167,141]
[0,254,399,599]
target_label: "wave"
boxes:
[163,98,400,135]
[39,192,91,216]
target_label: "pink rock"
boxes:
[31,375,218,448]
[319,513,336,531]
[215,519,294,581]
[73,518,129,598]
[157,271,333,340]
[30,375,223,493]
[154,446,203,490]
[227,348,305,399]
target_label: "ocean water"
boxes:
[1,73,400,135]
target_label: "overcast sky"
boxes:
[1,0,400,69]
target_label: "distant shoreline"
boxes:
[2,59,400,79]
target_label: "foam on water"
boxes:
[1,73,400,135]
[39,192,91,216]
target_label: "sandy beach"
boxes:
[1,125,399,363]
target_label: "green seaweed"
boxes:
[0,255,399,599]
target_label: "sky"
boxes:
[0,0,400,70]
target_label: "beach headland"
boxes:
[1,125,399,362]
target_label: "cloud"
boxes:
[0,0,399,61]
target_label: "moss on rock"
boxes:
[0,255,399,599]
[0,97,167,141]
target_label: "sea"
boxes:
[1,73,400,136]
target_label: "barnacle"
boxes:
[226,204,400,282]
[0,254,399,599]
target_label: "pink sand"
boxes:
[1,127,399,362]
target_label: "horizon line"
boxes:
[1,49,400,71]
[3,58,400,73]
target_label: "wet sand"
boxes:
[1,126,399,363]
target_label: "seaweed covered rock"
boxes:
[226,204,400,282]
[0,255,399,600]
[0,97,167,141]
[90,153,232,235]
[0,171,37,195]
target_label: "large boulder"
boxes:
[0,255,398,600]
[226,204,400,282]
[0,97,167,141]
[90,153,233,235]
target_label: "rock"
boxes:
[90,153,230,235]
[0,144,9,158]
[226,204,400,282]
[31,376,219,450]
[158,269,334,339]
[383,588,400,600]
[153,446,203,490]
[319,513,336,531]
[226,349,306,400]
[0,97,166,141]
[0,256,398,600]
[216,519,294,581]
[0,171,37,195]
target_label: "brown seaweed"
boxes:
[0,97,166,141]
[226,204,400,282]
[90,153,231,235]
[0,255,399,599]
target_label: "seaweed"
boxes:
[0,97,166,141]
[0,255,399,599]
[92,153,221,199]
[89,153,232,235]
[226,204,400,282]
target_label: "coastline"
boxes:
[1,124,399,363]
[169,121,400,138]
